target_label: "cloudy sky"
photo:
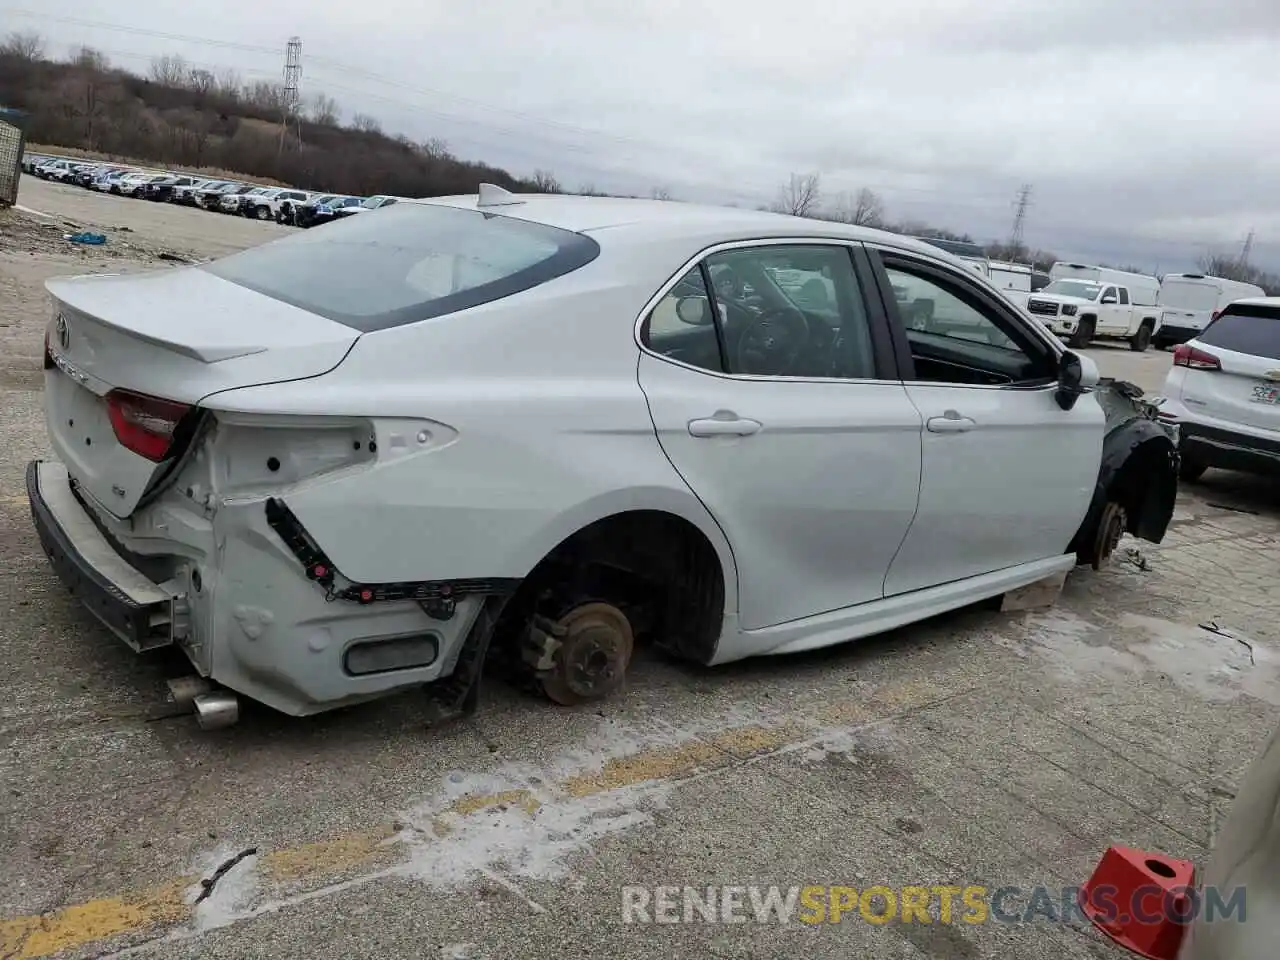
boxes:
[10,0,1280,271]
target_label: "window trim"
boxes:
[634,237,901,384]
[866,246,1064,389]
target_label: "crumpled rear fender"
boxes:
[1070,380,1180,566]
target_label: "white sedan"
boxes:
[1155,297,1280,480]
[28,186,1179,727]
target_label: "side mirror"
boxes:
[1100,296,1117,305]
[675,296,713,326]
[1055,351,1099,410]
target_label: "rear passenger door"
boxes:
[636,240,924,632]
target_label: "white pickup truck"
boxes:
[1025,278,1162,351]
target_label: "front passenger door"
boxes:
[870,251,1104,597]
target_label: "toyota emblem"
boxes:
[55,313,69,351]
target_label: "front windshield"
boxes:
[1042,280,1102,300]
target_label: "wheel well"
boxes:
[492,510,726,666]
[1140,317,1156,329]
[1080,313,1097,322]
[1109,436,1178,541]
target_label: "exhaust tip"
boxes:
[193,692,240,730]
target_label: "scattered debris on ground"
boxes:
[0,207,199,264]
[1200,620,1257,665]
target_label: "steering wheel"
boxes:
[734,306,811,376]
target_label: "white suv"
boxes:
[1156,298,1280,481]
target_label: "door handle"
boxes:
[926,413,976,434]
[688,414,762,438]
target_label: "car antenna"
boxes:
[476,183,524,208]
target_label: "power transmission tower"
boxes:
[1009,183,1033,255]
[278,36,302,160]
[1239,228,1254,270]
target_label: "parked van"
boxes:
[1152,273,1267,349]
[915,237,989,277]
[1048,262,1160,306]
[988,259,1034,308]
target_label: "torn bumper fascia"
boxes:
[1070,379,1181,563]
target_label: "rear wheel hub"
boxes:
[538,602,634,705]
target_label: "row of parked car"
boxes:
[21,152,405,228]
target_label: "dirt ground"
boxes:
[2,176,1278,960]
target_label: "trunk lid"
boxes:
[44,267,359,517]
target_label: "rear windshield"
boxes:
[1159,280,1220,312]
[202,201,601,332]
[1198,305,1280,360]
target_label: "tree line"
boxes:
[0,31,546,197]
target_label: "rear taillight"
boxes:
[106,389,191,462]
[1172,345,1221,371]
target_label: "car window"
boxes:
[1118,288,1130,305]
[643,267,726,373]
[202,202,601,333]
[1198,306,1280,360]
[882,260,1055,386]
[1102,286,1117,302]
[702,245,877,379]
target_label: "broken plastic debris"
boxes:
[63,231,106,245]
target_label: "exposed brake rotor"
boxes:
[535,602,634,706]
[1090,500,1128,570]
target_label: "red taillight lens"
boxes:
[105,389,191,462]
[1172,345,1221,371]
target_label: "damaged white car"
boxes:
[28,186,1179,727]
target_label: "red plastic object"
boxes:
[1080,846,1197,960]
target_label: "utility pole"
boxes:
[1009,183,1032,256]
[278,36,302,161]
[1239,228,1254,270]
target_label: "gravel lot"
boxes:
[2,177,1278,960]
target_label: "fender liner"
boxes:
[1070,416,1180,566]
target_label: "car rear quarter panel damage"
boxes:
[199,254,742,628]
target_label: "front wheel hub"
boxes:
[1091,501,1128,570]
[539,602,634,706]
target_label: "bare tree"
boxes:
[308,92,340,125]
[832,187,884,226]
[530,169,562,193]
[350,112,381,133]
[245,80,286,111]
[650,185,674,201]
[149,54,189,87]
[215,67,243,100]
[419,137,453,161]
[772,172,821,217]
[187,68,215,96]
[1,30,45,62]
[68,45,109,72]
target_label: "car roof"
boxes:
[408,192,947,260]
[1229,297,1280,308]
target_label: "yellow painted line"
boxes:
[0,711,894,956]
[0,881,189,960]
[261,824,400,884]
